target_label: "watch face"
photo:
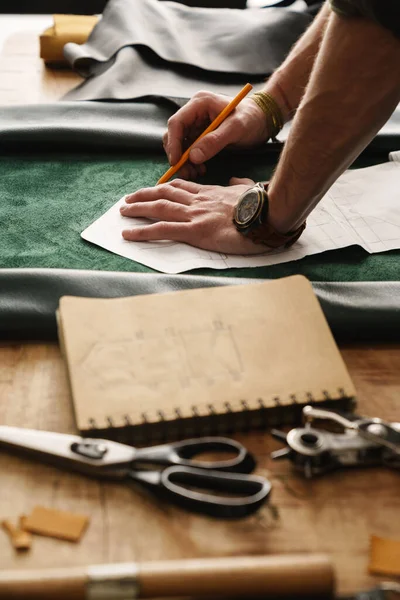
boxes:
[235,189,261,226]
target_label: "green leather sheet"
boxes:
[1,150,399,281]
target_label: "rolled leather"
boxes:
[0,269,399,342]
[0,102,176,151]
[0,102,399,152]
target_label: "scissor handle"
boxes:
[129,466,271,519]
[133,437,256,474]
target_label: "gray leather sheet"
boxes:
[0,101,175,150]
[0,269,399,342]
[64,47,268,102]
[63,0,312,101]
[1,101,399,152]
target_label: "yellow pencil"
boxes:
[157,82,253,185]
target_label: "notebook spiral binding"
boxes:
[83,387,355,446]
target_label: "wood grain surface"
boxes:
[0,17,399,599]
[0,29,81,105]
[0,342,399,596]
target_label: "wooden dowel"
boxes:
[139,554,335,598]
[0,567,87,600]
[0,554,335,599]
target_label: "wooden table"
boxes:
[0,18,399,597]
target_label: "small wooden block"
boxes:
[13,530,32,551]
[24,506,89,543]
[1,518,32,552]
[369,534,400,576]
[2,519,16,537]
[16,515,33,550]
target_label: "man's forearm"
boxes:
[268,12,400,232]
[264,1,331,122]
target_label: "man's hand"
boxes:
[163,92,270,180]
[120,177,269,255]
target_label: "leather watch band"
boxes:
[247,183,306,248]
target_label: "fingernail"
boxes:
[190,148,204,163]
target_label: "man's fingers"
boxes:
[189,116,239,164]
[122,221,191,243]
[167,92,232,166]
[167,103,197,166]
[162,130,169,156]
[168,178,203,193]
[229,177,255,186]
[172,162,206,181]
[125,184,192,205]
[175,162,198,182]
[120,200,190,222]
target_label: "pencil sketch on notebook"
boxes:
[78,321,243,395]
[81,154,400,274]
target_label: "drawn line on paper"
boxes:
[331,204,400,249]
[78,322,244,393]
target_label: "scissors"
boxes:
[0,427,271,519]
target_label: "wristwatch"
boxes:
[233,182,305,248]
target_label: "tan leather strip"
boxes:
[23,506,90,543]
[369,534,400,576]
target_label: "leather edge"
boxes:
[0,268,399,343]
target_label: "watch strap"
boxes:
[247,183,306,248]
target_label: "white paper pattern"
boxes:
[81,156,400,274]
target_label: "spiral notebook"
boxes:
[57,276,356,443]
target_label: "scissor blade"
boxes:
[0,426,136,479]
